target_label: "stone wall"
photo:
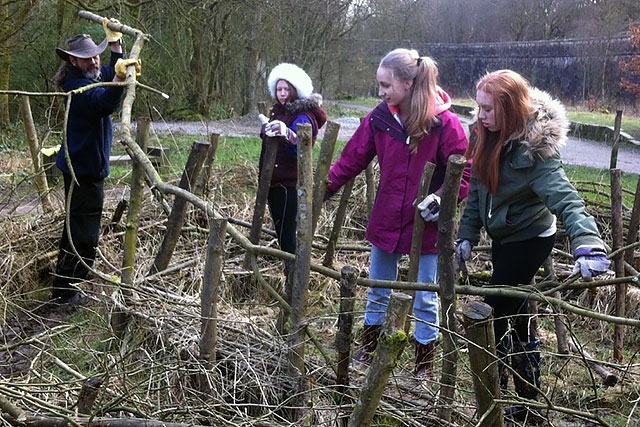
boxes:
[336,37,639,105]
[425,37,636,104]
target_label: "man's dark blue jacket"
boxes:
[56,51,124,179]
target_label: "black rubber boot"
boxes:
[496,336,512,391]
[511,340,541,399]
[505,340,545,424]
[353,324,382,367]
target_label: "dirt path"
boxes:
[141,102,640,175]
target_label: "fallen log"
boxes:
[569,342,618,387]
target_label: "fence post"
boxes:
[335,265,358,397]
[312,120,340,234]
[149,140,210,275]
[462,300,504,427]
[348,292,412,427]
[437,154,467,422]
[199,216,227,394]
[288,123,313,422]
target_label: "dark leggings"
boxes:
[52,174,104,299]
[484,235,556,344]
[267,185,297,254]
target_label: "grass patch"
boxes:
[564,164,638,207]
[323,103,368,119]
[108,134,349,184]
[567,111,640,138]
[107,133,638,210]
[337,96,381,108]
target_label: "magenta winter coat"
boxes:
[327,95,470,255]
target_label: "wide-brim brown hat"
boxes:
[56,34,108,61]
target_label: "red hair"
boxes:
[469,70,535,194]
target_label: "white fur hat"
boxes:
[268,63,313,100]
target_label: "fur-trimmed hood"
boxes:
[521,87,570,160]
[282,93,323,115]
[269,93,327,133]
[268,63,313,99]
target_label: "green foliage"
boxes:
[0,122,25,151]
[164,108,205,122]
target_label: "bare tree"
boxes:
[0,0,38,124]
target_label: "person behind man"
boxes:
[51,20,140,305]
[325,48,471,388]
[456,69,610,421]
[259,63,327,257]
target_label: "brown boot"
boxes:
[353,324,382,367]
[414,340,438,387]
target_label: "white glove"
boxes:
[416,193,441,222]
[258,114,269,125]
[572,245,610,279]
[265,120,296,143]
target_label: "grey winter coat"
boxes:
[457,88,605,254]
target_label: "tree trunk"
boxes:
[405,162,435,332]
[19,95,52,212]
[112,117,150,337]
[0,48,10,124]
[335,265,358,398]
[323,179,354,269]
[194,133,220,197]
[199,217,227,393]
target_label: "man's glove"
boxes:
[265,120,297,143]
[572,245,610,279]
[102,18,123,43]
[115,58,141,79]
[416,193,441,222]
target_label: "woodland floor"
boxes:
[1,113,640,426]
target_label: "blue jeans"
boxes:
[364,245,439,344]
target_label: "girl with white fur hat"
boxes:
[259,63,327,261]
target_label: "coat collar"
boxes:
[519,88,569,160]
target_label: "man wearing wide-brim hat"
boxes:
[51,20,140,307]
